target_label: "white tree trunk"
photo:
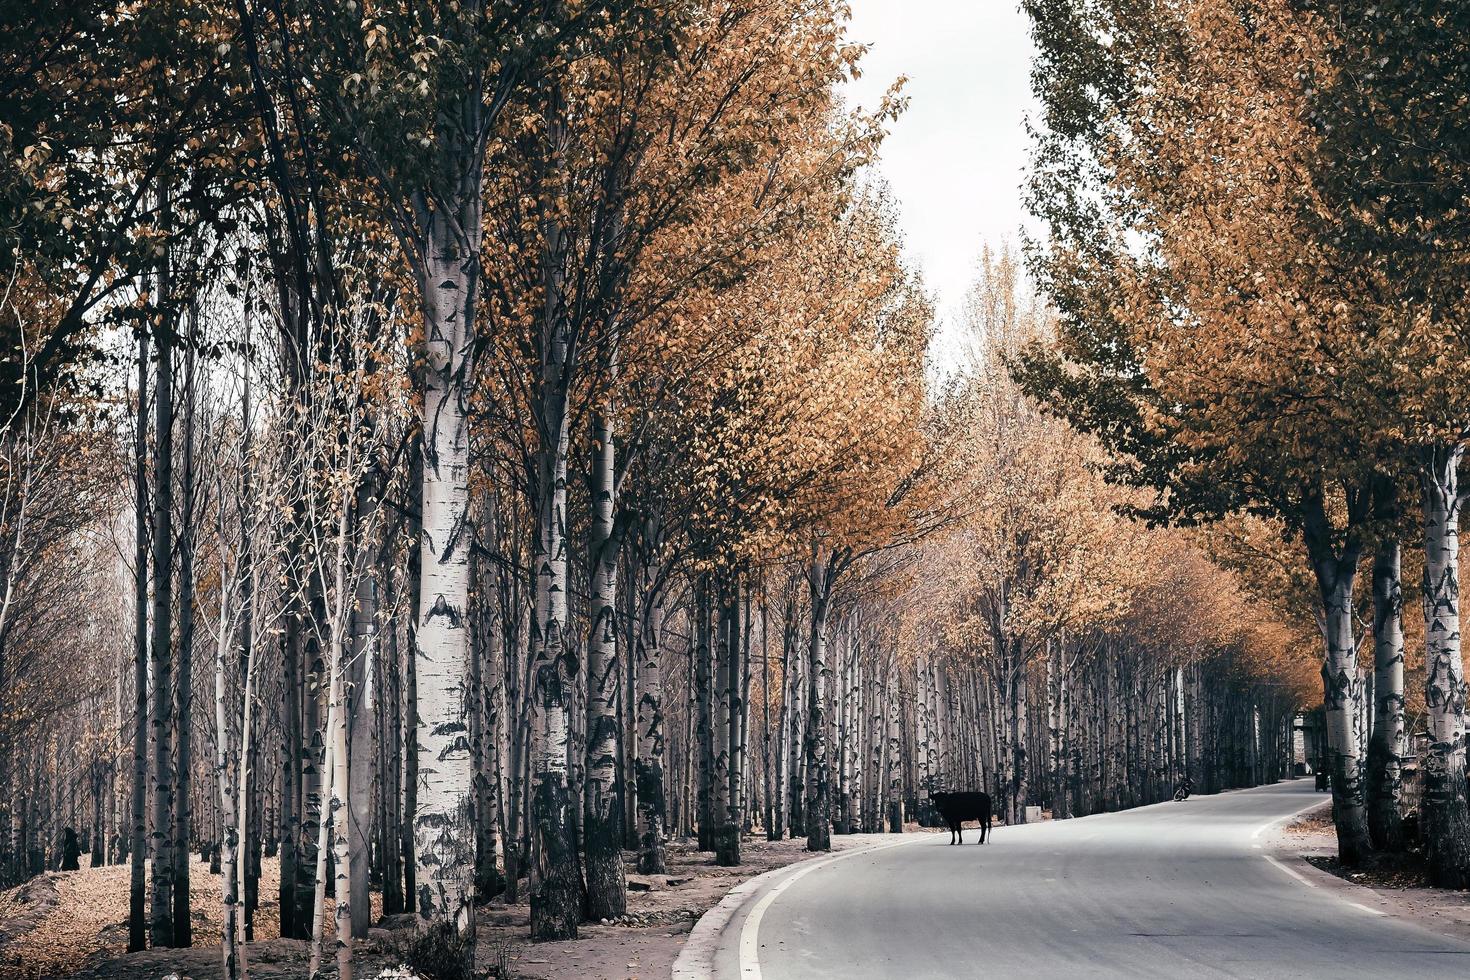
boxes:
[584,403,626,914]
[347,528,376,937]
[886,658,903,833]
[412,210,479,942]
[307,672,340,979]
[804,550,834,852]
[1312,540,1372,864]
[529,380,579,940]
[634,542,667,873]
[215,582,240,979]
[1368,535,1405,850]
[329,639,353,980]
[236,613,255,980]
[129,330,149,952]
[1420,445,1470,886]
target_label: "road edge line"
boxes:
[737,835,924,979]
[671,833,929,980]
[1264,853,1316,887]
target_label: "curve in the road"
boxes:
[695,780,1470,980]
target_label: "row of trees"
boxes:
[1,1,1320,978]
[1023,0,1470,881]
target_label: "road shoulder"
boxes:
[1264,802,1470,946]
[671,832,931,980]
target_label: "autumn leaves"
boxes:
[1024,0,1470,881]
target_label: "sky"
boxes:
[841,0,1039,333]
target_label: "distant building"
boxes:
[1292,711,1325,776]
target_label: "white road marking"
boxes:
[1251,796,1329,839]
[1260,805,1395,921]
[1264,854,1315,887]
[739,836,923,979]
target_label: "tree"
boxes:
[1021,0,1403,864]
[1302,0,1470,887]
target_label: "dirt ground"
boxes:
[0,832,902,980]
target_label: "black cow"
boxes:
[930,791,992,845]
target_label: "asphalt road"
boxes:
[697,780,1470,979]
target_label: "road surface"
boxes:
[690,780,1470,979]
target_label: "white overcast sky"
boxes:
[841,0,1038,332]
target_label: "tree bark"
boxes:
[128,329,150,953]
[278,611,302,939]
[401,448,421,914]
[583,403,626,917]
[804,551,835,852]
[172,314,198,947]
[528,373,579,941]
[215,555,240,979]
[347,505,376,937]
[886,657,903,833]
[1367,534,1406,851]
[149,265,177,947]
[713,579,741,866]
[411,200,480,949]
[1306,523,1372,866]
[1419,445,1470,887]
[634,534,667,873]
[695,578,714,851]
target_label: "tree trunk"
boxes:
[1012,638,1029,822]
[714,580,742,866]
[584,403,626,918]
[379,585,405,917]
[1420,445,1470,887]
[172,316,198,947]
[307,626,346,979]
[1367,535,1406,851]
[528,379,579,941]
[804,552,834,852]
[347,510,376,937]
[237,325,260,947]
[785,609,805,838]
[473,589,504,901]
[330,615,354,980]
[278,615,302,939]
[711,579,734,862]
[401,453,421,914]
[1308,530,1372,866]
[694,579,714,851]
[410,205,480,952]
[771,610,791,841]
[215,562,240,979]
[762,593,776,841]
[149,271,177,947]
[634,540,667,873]
[128,329,150,953]
[886,658,903,833]
[236,610,257,979]
[298,578,325,934]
